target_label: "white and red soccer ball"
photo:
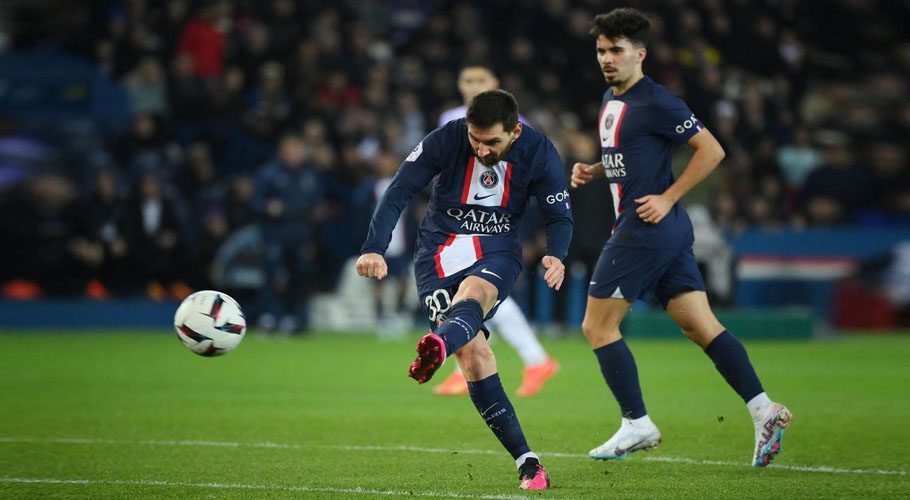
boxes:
[174,290,246,356]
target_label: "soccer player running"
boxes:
[433,62,560,398]
[357,90,572,490]
[571,8,792,467]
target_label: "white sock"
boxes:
[485,296,547,366]
[625,414,655,429]
[746,392,773,421]
[515,451,540,469]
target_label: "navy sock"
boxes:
[435,299,485,356]
[468,373,531,460]
[593,339,647,419]
[704,330,764,402]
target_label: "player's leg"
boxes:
[584,244,670,460]
[456,333,549,490]
[660,249,792,467]
[582,295,661,459]
[409,275,498,383]
[485,296,560,397]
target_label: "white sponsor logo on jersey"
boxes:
[674,114,700,134]
[405,141,423,162]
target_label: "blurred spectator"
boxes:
[2,175,101,296]
[252,133,326,334]
[800,142,877,226]
[690,204,734,305]
[224,174,256,229]
[111,113,180,181]
[173,140,218,205]
[266,0,304,59]
[208,65,247,124]
[168,52,206,121]
[868,142,910,219]
[244,61,291,139]
[123,56,170,117]
[177,0,231,79]
[353,149,415,339]
[127,172,192,300]
[777,128,821,189]
[83,167,133,296]
[2,0,909,303]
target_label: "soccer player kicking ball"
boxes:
[572,8,792,467]
[357,90,573,490]
[434,61,560,398]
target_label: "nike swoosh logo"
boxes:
[480,268,502,280]
[473,193,495,200]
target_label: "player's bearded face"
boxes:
[596,35,644,87]
[467,123,522,166]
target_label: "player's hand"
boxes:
[635,194,674,224]
[355,253,388,280]
[541,255,565,291]
[571,162,597,188]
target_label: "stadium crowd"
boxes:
[0,0,907,325]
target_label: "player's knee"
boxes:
[581,317,598,339]
[581,317,622,346]
[679,321,725,347]
[455,282,497,311]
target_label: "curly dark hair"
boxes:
[590,8,651,47]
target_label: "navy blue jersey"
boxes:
[599,76,703,248]
[361,118,573,285]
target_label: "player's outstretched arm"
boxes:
[355,253,388,280]
[570,162,605,188]
[541,256,565,291]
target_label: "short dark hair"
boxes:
[590,8,650,47]
[466,89,519,131]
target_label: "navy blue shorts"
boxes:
[417,254,522,329]
[588,244,705,309]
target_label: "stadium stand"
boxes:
[0,0,907,330]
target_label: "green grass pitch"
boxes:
[1,330,908,498]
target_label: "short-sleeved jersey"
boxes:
[599,76,703,248]
[361,118,572,285]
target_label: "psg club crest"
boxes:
[480,169,498,189]
[603,114,615,131]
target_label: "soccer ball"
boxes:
[174,290,246,357]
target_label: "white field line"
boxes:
[0,477,529,499]
[0,436,906,477]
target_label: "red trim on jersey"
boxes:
[616,183,623,214]
[500,162,513,207]
[434,233,458,278]
[598,103,609,134]
[472,235,483,260]
[611,182,623,234]
[460,156,476,204]
[613,104,628,146]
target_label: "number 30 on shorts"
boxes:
[424,288,452,322]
